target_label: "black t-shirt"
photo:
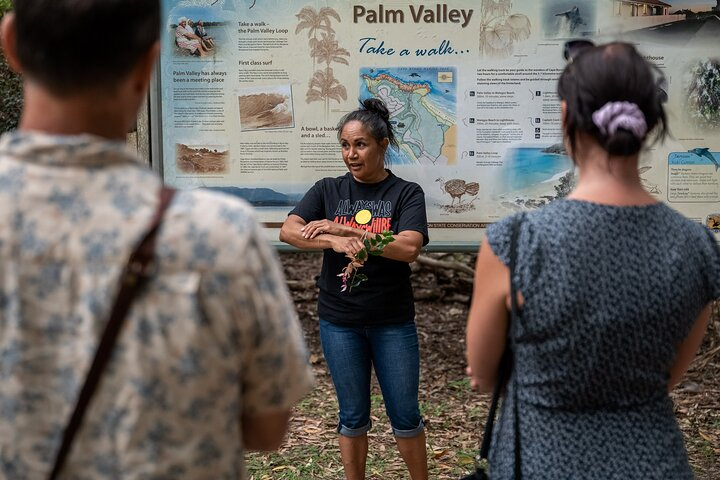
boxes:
[290,170,429,326]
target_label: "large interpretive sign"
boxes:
[155,0,720,246]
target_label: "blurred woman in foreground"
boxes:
[466,41,719,478]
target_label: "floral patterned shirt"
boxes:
[0,132,313,479]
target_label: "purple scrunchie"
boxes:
[591,101,648,139]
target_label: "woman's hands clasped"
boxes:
[301,220,366,258]
[301,219,347,239]
[330,236,366,258]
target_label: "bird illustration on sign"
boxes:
[435,177,480,212]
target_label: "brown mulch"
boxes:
[264,251,720,479]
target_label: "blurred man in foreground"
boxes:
[0,1,312,477]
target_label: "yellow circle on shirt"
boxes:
[355,209,372,225]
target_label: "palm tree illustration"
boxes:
[295,6,341,71]
[478,0,531,57]
[307,69,347,118]
[295,6,348,119]
[311,32,350,117]
[312,32,350,67]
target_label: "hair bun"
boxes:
[362,98,390,122]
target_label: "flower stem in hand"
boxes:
[337,230,395,292]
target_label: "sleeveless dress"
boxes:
[485,199,720,479]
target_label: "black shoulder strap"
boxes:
[509,214,524,479]
[48,186,175,480]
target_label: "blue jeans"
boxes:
[319,319,424,438]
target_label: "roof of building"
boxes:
[631,0,673,7]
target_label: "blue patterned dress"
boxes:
[0,132,313,479]
[485,199,720,479]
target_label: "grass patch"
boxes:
[247,445,339,480]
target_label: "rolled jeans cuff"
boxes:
[337,419,372,437]
[392,417,425,438]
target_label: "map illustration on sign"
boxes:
[360,67,457,166]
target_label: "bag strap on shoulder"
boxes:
[48,186,175,480]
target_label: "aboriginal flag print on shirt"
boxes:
[290,170,429,326]
[333,199,393,235]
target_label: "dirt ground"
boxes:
[248,252,720,479]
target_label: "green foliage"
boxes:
[0,1,13,15]
[365,230,395,255]
[0,46,22,133]
[348,230,394,290]
[339,230,395,292]
[0,1,21,133]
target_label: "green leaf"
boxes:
[0,1,12,16]
[339,230,396,291]
[349,273,368,290]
